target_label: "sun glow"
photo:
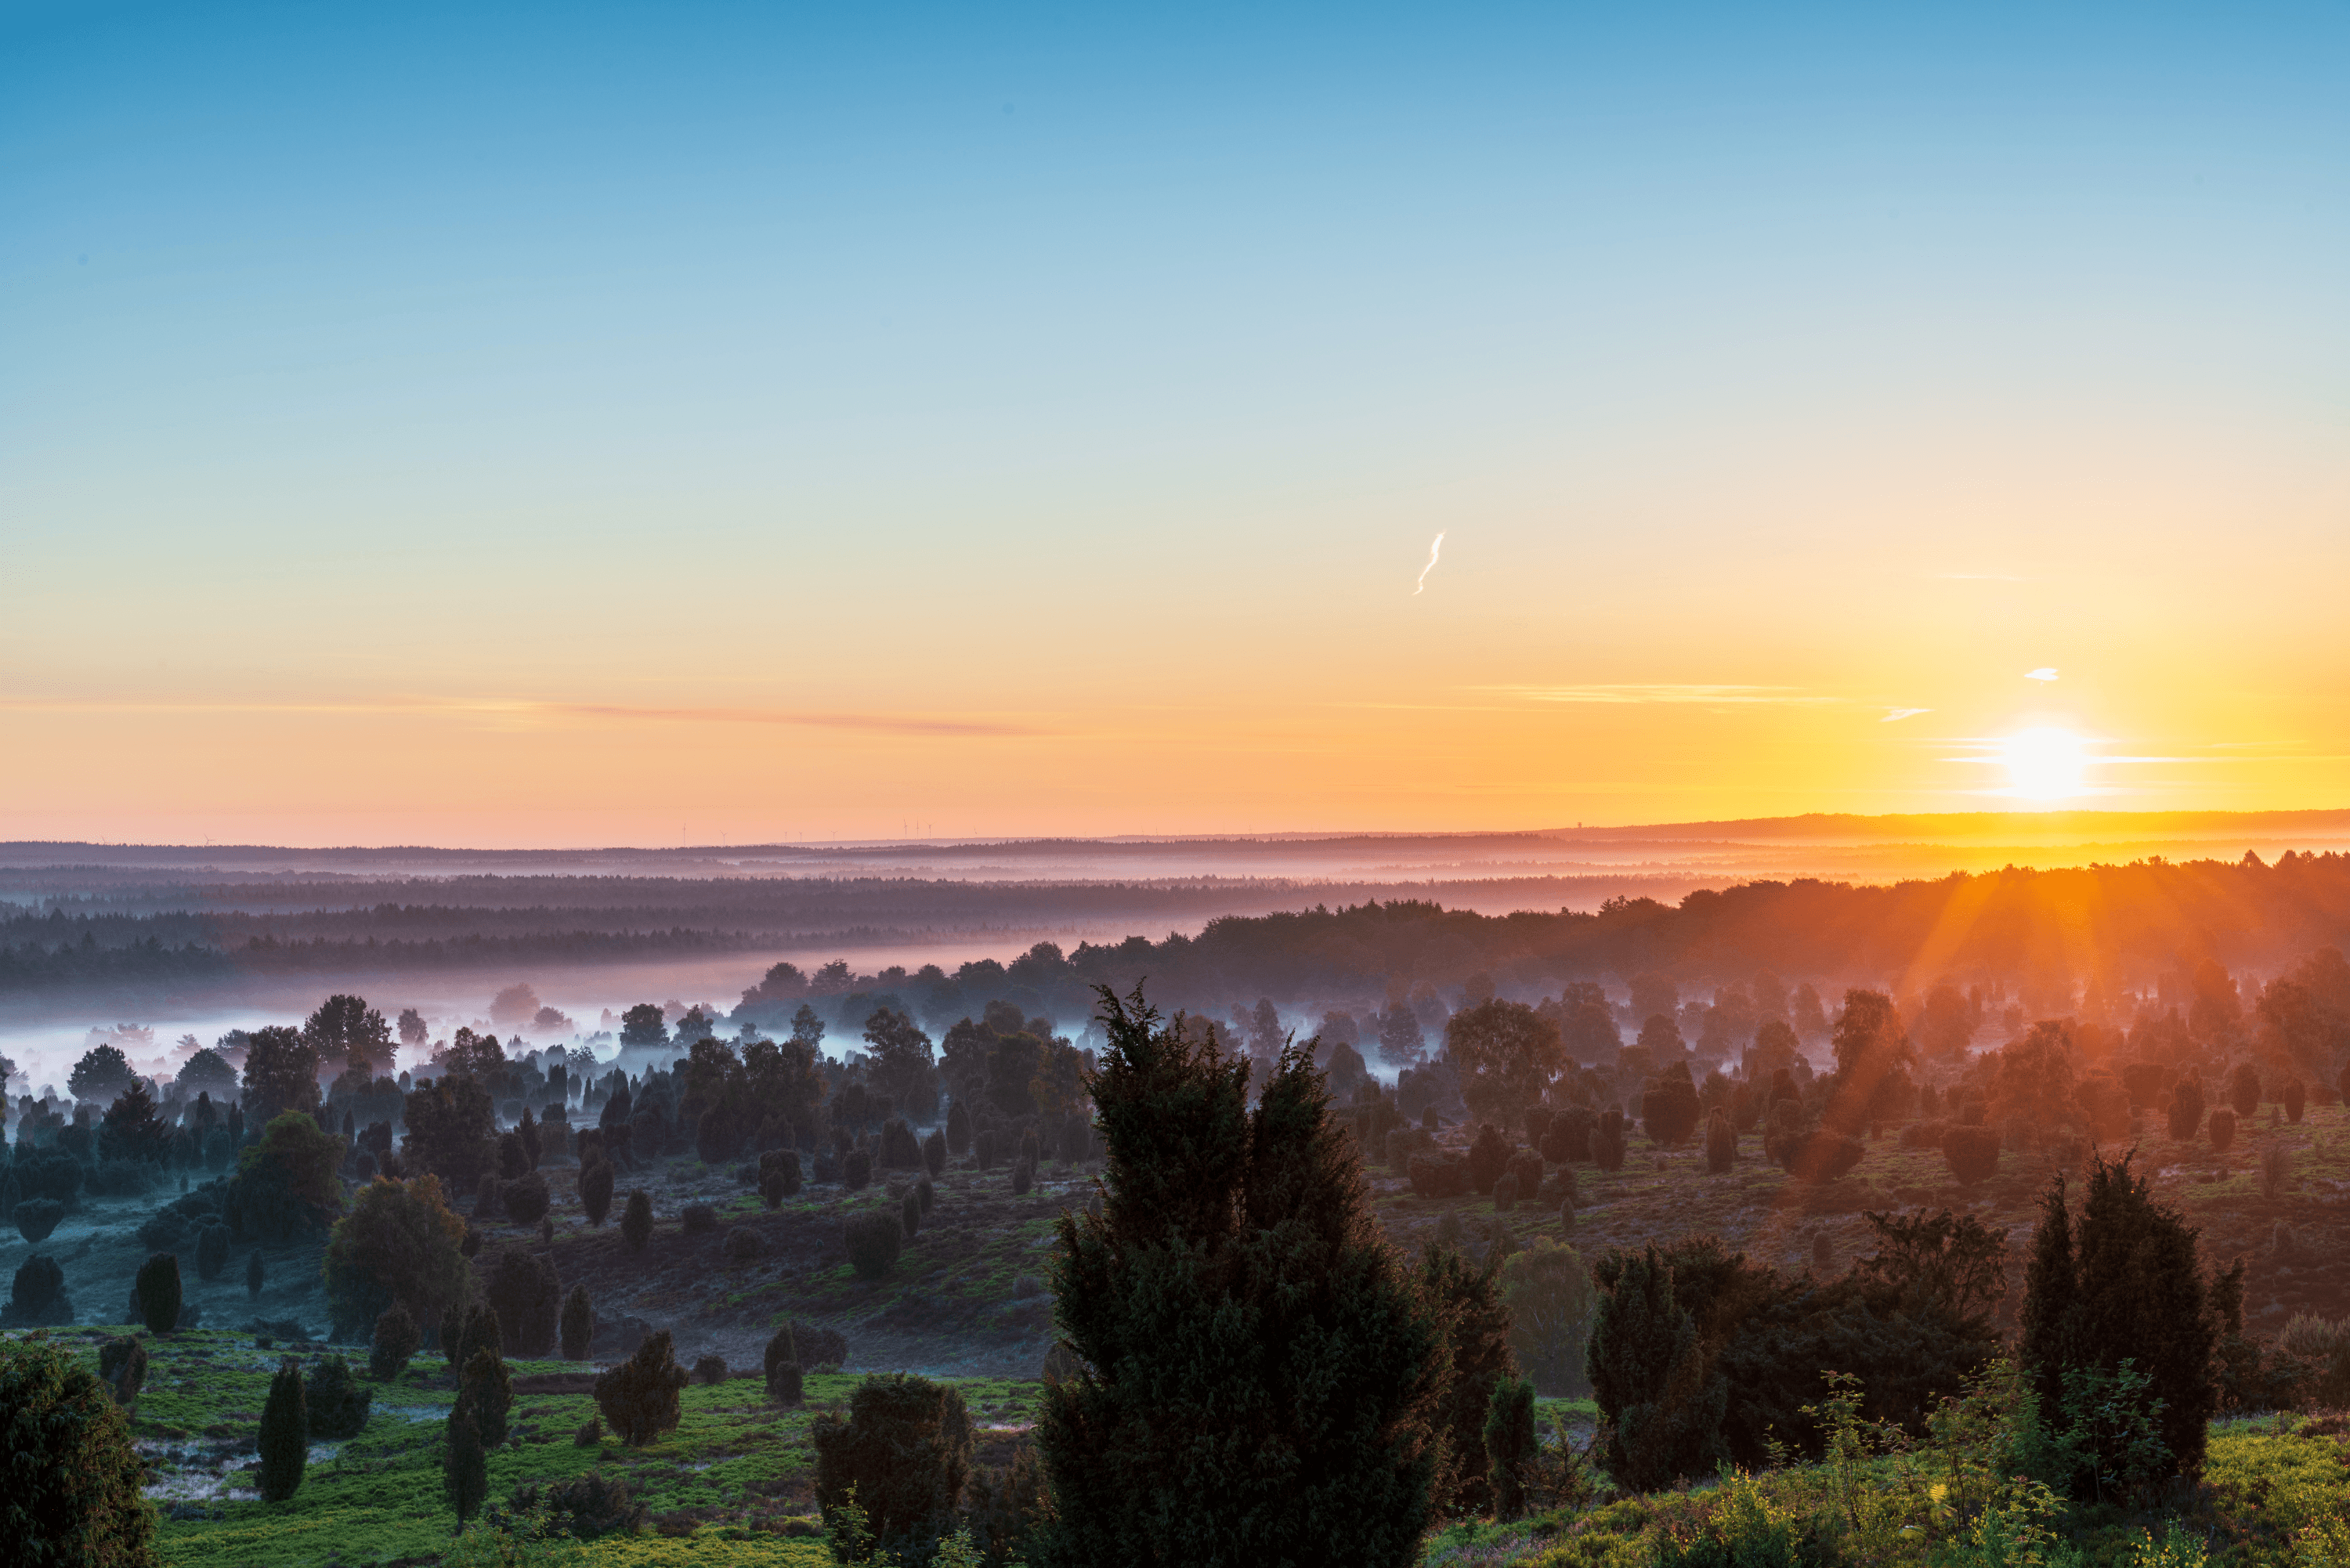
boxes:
[2000,726,2089,801]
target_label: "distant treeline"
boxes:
[9,854,2348,1013]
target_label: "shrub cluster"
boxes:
[593,1330,685,1447]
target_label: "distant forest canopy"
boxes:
[6,854,2350,1020]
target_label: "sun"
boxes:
[1999,726,2088,801]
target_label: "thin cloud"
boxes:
[1937,573,2027,581]
[0,695,1049,738]
[2025,667,2059,681]
[1486,685,1837,706]
[1882,707,1931,722]
[1414,532,1446,595]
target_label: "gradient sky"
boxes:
[5,0,2347,845]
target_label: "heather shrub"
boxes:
[580,1159,614,1226]
[483,1247,561,1357]
[765,1324,804,1402]
[2229,1062,2261,1117]
[559,1284,595,1360]
[501,1172,550,1226]
[2277,1313,2350,1404]
[2167,1080,2204,1140]
[692,1354,728,1386]
[902,1188,922,1238]
[1777,1129,1865,1183]
[305,1353,373,1439]
[16,1197,63,1244]
[845,1147,872,1190]
[881,1118,922,1169]
[681,1201,718,1236]
[812,1372,975,1561]
[620,1190,653,1252]
[1011,1158,1033,1196]
[258,1357,309,1501]
[135,1253,182,1335]
[724,1225,761,1263]
[1542,1105,1592,1163]
[0,1335,156,1564]
[444,1407,488,1523]
[594,1329,685,1446]
[847,1210,903,1277]
[371,1302,421,1381]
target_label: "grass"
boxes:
[7,1324,1043,1568]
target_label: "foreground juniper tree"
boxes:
[1031,985,1445,1568]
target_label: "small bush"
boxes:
[16,1197,63,1244]
[306,1353,374,1438]
[1010,1158,1033,1196]
[724,1226,761,1263]
[12,1252,64,1316]
[1466,1125,1512,1194]
[1943,1125,2001,1186]
[2285,1078,2307,1124]
[765,1324,802,1396]
[2209,1107,2237,1152]
[573,1417,602,1446]
[560,1284,595,1360]
[483,1247,561,1357]
[501,1173,550,1226]
[1780,1129,1865,1183]
[811,1372,975,1559]
[916,1176,935,1215]
[681,1202,718,1236]
[580,1160,614,1226]
[594,1329,685,1446]
[620,1190,653,1252]
[1484,1375,1537,1520]
[370,1302,421,1380]
[848,1211,904,1278]
[258,1357,309,1501]
[135,1253,182,1335]
[2261,1143,2291,1200]
[196,1222,231,1281]
[1491,1172,1519,1213]
[1407,1153,1472,1199]
[692,1353,728,1386]
[946,1101,972,1157]
[1704,1108,1736,1173]
[902,1189,922,1238]
[1591,1108,1628,1172]
[511,1470,645,1540]
[97,1335,147,1408]
[923,1128,947,1176]
[846,1148,872,1190]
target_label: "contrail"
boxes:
[1414,532,1446,594]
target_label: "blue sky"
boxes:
[5,0,2347,842]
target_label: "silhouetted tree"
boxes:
[258,1357,309,1501]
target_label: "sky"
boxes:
[5,0,2347,846]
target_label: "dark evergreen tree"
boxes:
[620,1190,653,1252]
[196,1223,232,1281]
[134,1253,181,1336]
[0,1335,157,1564]
[1586,1245,1727,1491]
[444,1407,489,1523]
[2017,1153,2222,1479]
[1420,1243,1517,1517]
[304,1353,373,1439]
[1030,985,1445,1568]
[371,1302,421,1381]
[483,1247,562,1357]
[945,1100,973,1157]
[458,1344,512,1447]
[257,1357,309,1501]
[581,1158,614,1226]
[560,1284,595,1361]
[1484,1376,1537,1521]
[765,1323,803,1402]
